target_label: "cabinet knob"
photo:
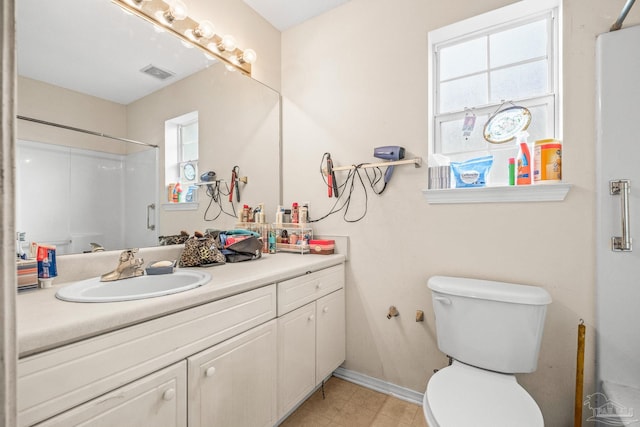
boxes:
[322,306,329,313]
[308,314,315,322]
[205,366,216,377]
[316,283,322,289]
[162,388,176,401]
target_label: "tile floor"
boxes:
[279,376,428,427]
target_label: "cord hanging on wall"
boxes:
[312,151,422,224]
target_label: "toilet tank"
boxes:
[428,276,552,374]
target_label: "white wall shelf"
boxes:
[422,183,572,204]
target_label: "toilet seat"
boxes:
[423,361,543,427]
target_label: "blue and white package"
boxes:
[450,156,494,188]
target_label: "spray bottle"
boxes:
[516,131,532,185]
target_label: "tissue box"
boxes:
[308,240,335,255]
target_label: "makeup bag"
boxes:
[179,233,226,267]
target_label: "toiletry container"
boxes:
[423,276,551,426]
[534,139,562,183]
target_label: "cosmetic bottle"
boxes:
[292,202,299,223]
[268,229,276,254]
[508,158,516,186]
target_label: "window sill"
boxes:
[162,202,199,211]
[422,183,571,204]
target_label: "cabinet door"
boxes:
[36,361,186,427]
[277,302,316,418]
[188,320,277,427]
[316,289,346,382]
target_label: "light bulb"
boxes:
[225,64,237,72]
[170,0,188,19]
[240,49,257,64]
[162,0,188,23]
[219,35,237,52]
[193,20,215,39]
[124,0,150,8]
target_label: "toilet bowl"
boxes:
[424,276,551,427]
[422,361,543,427]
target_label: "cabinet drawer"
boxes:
[277,264,344,316]
[18,284,276,427]
[35,361,187,427]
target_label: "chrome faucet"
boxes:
[100,249,145,282]
[90,242,105,252]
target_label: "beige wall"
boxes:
[281,0,640,425]
[127,63,280,235]
[188,0,281,91]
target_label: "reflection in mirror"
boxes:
[16,0,280,255]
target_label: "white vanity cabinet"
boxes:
[35,361,187,427]
[277,265,345,418]
[17,258,346,427]
[188,320,278,427]
[18,284,276,427]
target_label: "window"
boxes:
[178,120,199,164]
[165,111,199,203]
[428,0,561,186]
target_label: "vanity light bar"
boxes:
[112,0,254,75]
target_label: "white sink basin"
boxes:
[55,270,211,302]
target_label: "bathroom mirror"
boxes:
[15,0,280,255]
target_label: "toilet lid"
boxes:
[425,361,543,427]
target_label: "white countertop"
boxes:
[17,253,345,357]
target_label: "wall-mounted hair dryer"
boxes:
[200,171,217,182]
[374,145,405,184]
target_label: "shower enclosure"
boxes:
[595,23,640,426]
[16,138,158,255]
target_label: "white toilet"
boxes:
[423,276,552,427]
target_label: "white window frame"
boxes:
[427,0,562,160]
[177,119,198,164]
[164,111,199,186]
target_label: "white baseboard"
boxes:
[333,367,424,405]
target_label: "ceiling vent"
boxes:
[140,64,175,80]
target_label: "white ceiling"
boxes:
[16,0,350,105]
[242,0,351,31]
[17,0,215,105]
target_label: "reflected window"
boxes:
[165,111,199,203]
